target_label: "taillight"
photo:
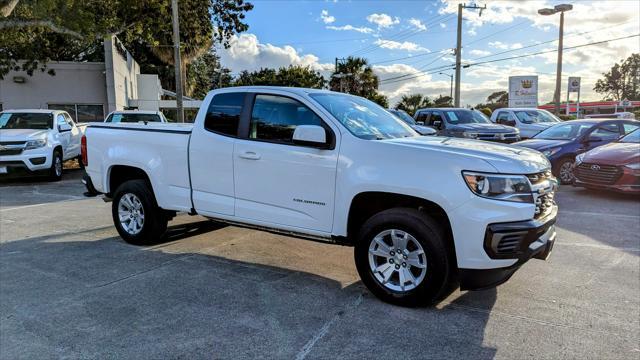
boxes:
[81,135,88,166]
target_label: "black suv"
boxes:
[414,108,520,143]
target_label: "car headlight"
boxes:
[24,138,47,150]
[541,147,560,157]
[575,153,585,165]
[625,163,640,170]
[462,132,478,139]
[462,171,533,203]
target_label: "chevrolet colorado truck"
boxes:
[83,86,558,306]
[1,109,84,180]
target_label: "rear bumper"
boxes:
[459,206,557,290]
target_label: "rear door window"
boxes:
[107,113,162,123]
[204,93,245,137]
[590,123,622,140]
[623,123,639,134]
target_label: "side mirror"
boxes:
[432,120,442,129]
[59,123,72,132]
[411,125,437,136]
[292,125,328,148]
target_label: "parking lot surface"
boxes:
[1,171,639,359]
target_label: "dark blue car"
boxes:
[516,119,639,184]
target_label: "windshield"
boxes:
[106,113,162,123]
[514,110,560,124]
[620,129,640,143]
[534,123,592,140]
[0,112,53,130]
[442,110,491,124]
[388,109,416,125]
[310,93,416,140]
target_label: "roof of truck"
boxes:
[211,86,337,96]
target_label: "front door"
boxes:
[63,113,81,158]
[55,113,71,157]
[233,93,339,233]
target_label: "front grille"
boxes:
[527,170,554,185]
[476,133,519,140]
[574,163,622,185]
[0,141,25,156]
[535,192,555,218]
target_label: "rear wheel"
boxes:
[112,179,168,245]
[354,208,452,307]
[48,150,63,181]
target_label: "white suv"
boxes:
[0,109,83,180]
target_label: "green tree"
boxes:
[232,65,326,88]
[594,53,640,101]
[475,90,508,111]
[187,50,232,99]
[394,94,433,116]
[433,94,453,107]
[0,0,253,85]
[329,56,387,105]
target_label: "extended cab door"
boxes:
[233,93,339,233]
[189,92,247,216]
[63,112,81,158]
[55,113,72,157]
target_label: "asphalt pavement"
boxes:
[0,170,639,359]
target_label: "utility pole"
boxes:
[454,3,486,107]
[171,0,184,123]
[334,57,347,93]
[538,4,572,115]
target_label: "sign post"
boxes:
[508,76,538,108]
[567,77,581,118]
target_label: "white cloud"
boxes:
[439,22,446,28]
[488,41,523,50]
[326,24,374,34]
[218,34,333,76]
[374,39,428,52]
[366,13,400,29]
[408,18,427,31]
[320,10,335,24]
[469,49,491,56]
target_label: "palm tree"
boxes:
[395,94,433,116]
[330,56,380,99]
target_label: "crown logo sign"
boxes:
[521,80,533,89]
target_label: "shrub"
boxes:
[557,114,577,121]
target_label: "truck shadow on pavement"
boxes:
[0,220,498,359]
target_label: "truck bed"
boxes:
[85,122,194,212]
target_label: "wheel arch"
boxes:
[346,191,456,264]
[107,165,153,197]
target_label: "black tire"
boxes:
[48,149,63,181]
[553,157,575,185]
[354,208,452,307]
[111,179,168,245]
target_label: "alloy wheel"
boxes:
[368,229,427,292]
[117,193,145,235]
[560,161,575,183]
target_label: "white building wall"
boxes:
[0,62,108,112]
[104,35,141,113]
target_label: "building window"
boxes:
[48,104,104,123]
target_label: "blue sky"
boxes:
[218,0,640,106]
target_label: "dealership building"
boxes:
[0,36,200,122]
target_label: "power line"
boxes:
[464,20,528,47]
[379,65,456,86]
[378,51,453,83]
[464,33,640,68]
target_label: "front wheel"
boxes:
[48,150,63,181]
[112,179,168,245]
[554,157,575,185]
[354,208,452,307]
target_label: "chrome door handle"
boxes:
[239,151,261,160]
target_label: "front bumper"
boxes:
[459,206,557,290]
[0,148,52,174]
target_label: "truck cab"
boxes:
[490,108,561,139]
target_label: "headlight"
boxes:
[625,163,640,170]
[462,171,533,203]
[24,138,47,150]
[575,153,585,165]
[462,132,478,139]
[541,147,560,157]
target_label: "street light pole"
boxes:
[539,4,572,116]
[171,0,184,123]
[439,72,453,100]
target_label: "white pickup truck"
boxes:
[0,109,84,180]
[83,86,558,306]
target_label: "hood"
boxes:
[516,138,571,151]
[385,136,550,173]
[410,125,437,136]
[0,129,49,142]
[449,123,516,133]
[524,122,555,130]
[582,142,640,165]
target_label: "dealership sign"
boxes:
[508,76,538,108]
[568,77,581,93]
